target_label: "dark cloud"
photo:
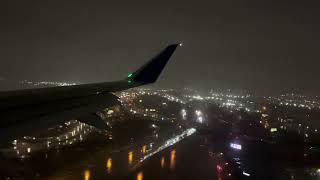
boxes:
[1,0,320,95]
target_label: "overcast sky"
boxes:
[1,0,320,95]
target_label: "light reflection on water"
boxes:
[106,158,112,174]
[139,128,196,164]
[10,128,197,179]
[170,149,176,170]
[142,145,147,154]
[137,171,143,180]
[107,128,195,177]
[84,169,90,180]
[128,151,133,165]
[161,156,165,168]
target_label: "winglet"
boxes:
[127,43,181,84]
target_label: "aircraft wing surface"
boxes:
[0,43,180,141]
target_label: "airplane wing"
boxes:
[0,43,180,142]
[0,43,180,108]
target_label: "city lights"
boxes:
[242,171,250,176]
[230,143,242,150]
[0,87,319,180]
[270,128,278,132]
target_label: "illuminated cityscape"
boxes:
[0,86,320,179]
[2,0,320,179]
[20,80,78,87]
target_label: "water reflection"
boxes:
[170,149,176,170]
[106,158,112,173]
[128,151,133,165]
[8,127,197,179]
[84,170,90,180]
[137,171,143,180]
[142,145,147,154]
[139,128,196,163]
[161,156,165,168]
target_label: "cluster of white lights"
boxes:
[181,109,187,120]
[20,80,77,87]
[195,110,204,123]
[135,89,185,104]
[266,95,320,110]
[230,143,242,150]
[186,93,256,113]
[211,93,249,99]
[140,128,196,162]
[8,120,95,158]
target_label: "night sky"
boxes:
[1,0,320,95]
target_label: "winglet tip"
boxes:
[128,43,180,84]
[169,42,183,47]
